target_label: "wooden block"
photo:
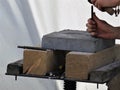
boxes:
[65,45,120,80]
[23,49,57,75]
[7,60,23,75]
[89,60,120,83]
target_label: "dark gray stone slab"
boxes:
[42,30,115,52]
[89,60,120,83]
[7,60,23,75]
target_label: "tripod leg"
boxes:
[64,80,76,90]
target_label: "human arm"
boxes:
[86,14,120,39]
[90,0,120,10]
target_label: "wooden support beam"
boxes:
[23,49,56,75]
[7,60,23,75]
[107,73,120,90]
[89,60,120,83]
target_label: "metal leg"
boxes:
[15,75,17,81]
[64,80,76,90]
[97,83,99,89]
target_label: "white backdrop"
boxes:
[0,0,119,90]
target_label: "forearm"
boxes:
[115,0,120,6]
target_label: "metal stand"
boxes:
[64,80,76,90]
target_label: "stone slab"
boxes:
[42,30,115,52]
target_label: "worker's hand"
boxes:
[86,13,117,39]
[91,0,120,11]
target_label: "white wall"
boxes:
[0,0,58,90]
